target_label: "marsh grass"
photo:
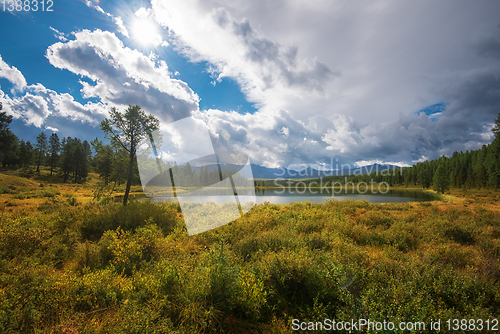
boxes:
[0,173,499,332]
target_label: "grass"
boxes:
[0,171,499,332]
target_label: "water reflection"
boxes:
[149,187,437,205]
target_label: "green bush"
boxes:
[37,189,60,198]
[12,193,26,200]
[444,224,475,245]
[97,224,163,275]
[358,211,394,227]
[0,186,15,194]
[80,200,180,240]
[66,197,79,206]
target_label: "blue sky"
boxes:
[1,0,500,169]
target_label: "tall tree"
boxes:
[60,137,75,183]
[433,164,449,194]
[48,133,60,176]
[35,132,48,175]
[91,138,114,185]
[492,112,500,138]
[19,140,33,168]
[59,137,89,183]
[100,105,159,205]
[487,112,500,188]
[73,140,89,183]
[0,102,19,167]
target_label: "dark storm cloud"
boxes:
[229,16,338,93]
[476,37,500,60]
[345,69,500,163]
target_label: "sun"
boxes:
[132,18,161,46]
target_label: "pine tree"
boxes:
[433,164,449,194]
[91,138,114,185]
[73,141,89,183]
[486,136,500,188]
[0,102,19,167]
[19,140,33,168]
[35,132,48,175]
[100,105,159,205]
[487,112,500,188]
[493,112,500,138]
[60,137,75,183]
[48,133,60,176]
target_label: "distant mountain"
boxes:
[250,163,403,179]
[174,162,403,180]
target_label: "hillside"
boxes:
[0,170,499,332]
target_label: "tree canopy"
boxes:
[100,105,159,205]
[0,102,19,167]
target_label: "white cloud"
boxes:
[321,115,363,153]
[157,115,216,164]
[202,108,331,168]
[0,56,107,128]
[1,83,107,128]
[49,27,68,42]
[152,0,337,112]
[46,29,199,123]
[45,126,59,132]
[6,93,51,127]
[354,160,410,168]
[113,16,129,38]
[6,0,500,168]
[148,0,500,167]
[0,55,27,91]
[85,0,129,37]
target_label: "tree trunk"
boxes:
[123,151,134,206]
[37,153,41,174]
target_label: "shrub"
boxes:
[36,189,60,198]
[444,224,475,245]
[358,211,394,228]
[261,250,346,317]
[99,228,144,276]
[97,224,164,275]
[37,199,64,213]
[80,200,180,240]
[75,268,133,312]
[66,197,79,206]
[0,186,15,194]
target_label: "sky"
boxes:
[1,0,499,170]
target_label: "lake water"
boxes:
[146,188,437,205]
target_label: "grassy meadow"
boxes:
[0,169,499,333]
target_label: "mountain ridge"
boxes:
[250,163,403,179]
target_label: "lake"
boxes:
[146,188,437,205]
